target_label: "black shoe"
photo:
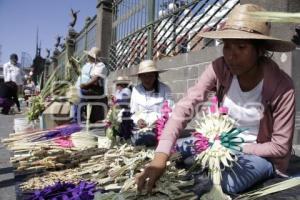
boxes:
[1,109,9,115]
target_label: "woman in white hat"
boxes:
[136,4,296,195]
[130,59,172,146]
[112,76,132,105]
[72,47,108,123]
[106,76,133,140]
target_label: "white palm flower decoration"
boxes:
[190,97,245,199]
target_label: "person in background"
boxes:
[136,4,296,195]
[3,54,25,94]
[113,76,132,106]
[72,47,108,123]
[24,76,36,105]
[130,60,172,146]
[0,81,21,114]
[105,76,133,140]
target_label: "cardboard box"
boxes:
[40,101,71,129]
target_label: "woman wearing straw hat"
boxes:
[136,4,296,195]
[71,47,108,123]
[130,59,172,147]
[105,76,133,140]
[113,76,132,105]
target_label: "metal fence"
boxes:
[74,16,97,58]
[109,0,239,71]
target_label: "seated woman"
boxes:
[135,4,296,196]
[113,76,132,106]
[130,60,172,147]
[105,76,133,140]
[71,47,108,124]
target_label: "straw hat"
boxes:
[113,76,131,84]
[84,47,101,59]
[131,60,167,76]
[199,4,295,52]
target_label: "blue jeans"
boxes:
[221,154,274,194]
[176,137,274,194]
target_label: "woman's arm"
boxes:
[135,63,218,193]
[80,76,100,89]
[156,63,218,155]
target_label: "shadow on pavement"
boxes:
[0,167,14,175]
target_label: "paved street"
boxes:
[0,113,17,200]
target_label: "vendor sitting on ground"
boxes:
[130,60,172,147]
[112,76,132,106]
[105,76,133,140]
[136,4,296,196]
[0,81,21,115]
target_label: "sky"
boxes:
[0,0,97,66]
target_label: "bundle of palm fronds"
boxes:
[11,147,107,175]
[20,144,197,200]
[249,11,300,23]
[27,96,45,121]
[27,55,84,121]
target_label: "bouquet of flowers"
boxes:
[191,96,245,199]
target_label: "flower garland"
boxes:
[191,96,245,199]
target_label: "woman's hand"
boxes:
[135,152,168,193]
[137,119,147,129]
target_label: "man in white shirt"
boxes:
[3,54,24,91]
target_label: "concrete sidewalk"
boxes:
[0,114,17,200]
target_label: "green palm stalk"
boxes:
[249,11,300,23]
[235,177,300,200]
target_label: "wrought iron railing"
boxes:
[109,0,239,71]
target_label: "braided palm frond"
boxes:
[195,114,235,140]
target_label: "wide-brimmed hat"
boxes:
[131,60,167,76]
[84,47,101,59]
[113,76,131,84]
[199,4,295,52]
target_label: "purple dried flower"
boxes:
[24,181,100,200]
[31,124,81,142]
[193,132,210,153]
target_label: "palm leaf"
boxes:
[235,177,300,200]
[249,11,300,23]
